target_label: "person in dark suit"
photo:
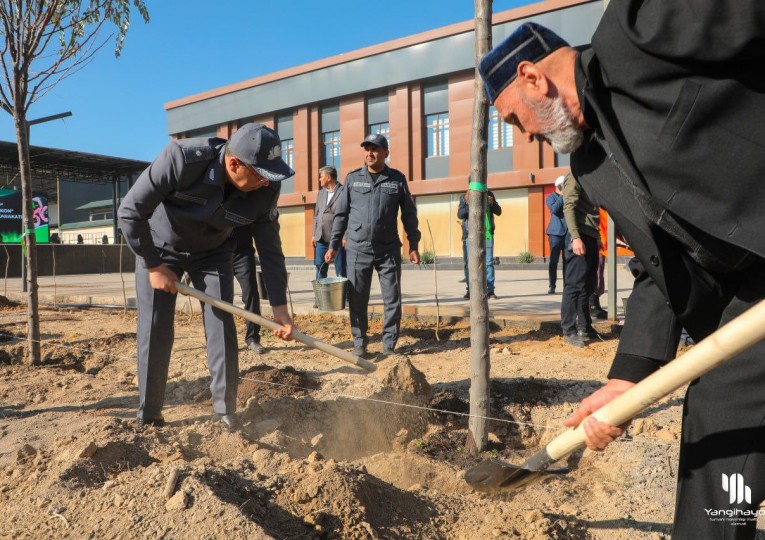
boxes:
[545,175,567,294]
[311,166,346,280]
[479,5,765,537]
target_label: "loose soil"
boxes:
[0,298,762,539]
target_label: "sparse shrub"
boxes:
[518,250,536,263]
[419,250,435,266]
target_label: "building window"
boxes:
[280,138,295,194]
[488,106,513,150]
[369,122,389,139]
[426,113,449,157]
[323,131,341,169]
[281,139,294,169]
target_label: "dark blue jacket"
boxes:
[545,191,568,236]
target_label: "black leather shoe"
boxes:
[487,293,498,300]
[248,341,266,354]
[216,414,240,431]
[463,292,470,299]
[548,286,555,294]
[577,327,599,341]
[590,295,608,320]
[136,416,165,429]
[563,334,586,348]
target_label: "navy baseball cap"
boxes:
[228,123,295,181]
[360,133,388,150]
[479,22,569,104]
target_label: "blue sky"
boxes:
[0,0,532,162]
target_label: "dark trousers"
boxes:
[232,248,261,345]
[560,233,599,335]
[595,252,606,297]
[672,267,765,539]
[314,240,346,280]
[135,246,238,419]
[547,234,566,289]
[347,247,401,349]
[462,239,468,282]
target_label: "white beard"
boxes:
[524,93,584,154]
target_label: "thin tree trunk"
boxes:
[14,109,41,364]
[425,220,440,341]
[466,0,492,455]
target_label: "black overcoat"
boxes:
[571,0,765,380]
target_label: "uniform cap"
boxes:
[360,133,388,150]
[479,22,569,104]
[228,123,295,181]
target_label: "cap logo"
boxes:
[267,145,282,160]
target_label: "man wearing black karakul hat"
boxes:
[478,3,765,538]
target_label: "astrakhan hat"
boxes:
[479,22,569,104]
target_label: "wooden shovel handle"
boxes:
[546,299,765,461]
[175,282,376,373]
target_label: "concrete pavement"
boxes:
[2,263,635,326]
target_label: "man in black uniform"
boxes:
[479,5,765,537]
[325,134,420,358]
[118,123,294,430]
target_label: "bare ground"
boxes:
[0,298,760,539]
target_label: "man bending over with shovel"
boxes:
[118,123,295,431]
[478,3,765,537]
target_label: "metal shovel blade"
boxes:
[465,454,569,494]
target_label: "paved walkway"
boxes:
[2,264,635,325]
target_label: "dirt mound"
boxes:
[238,364,320,406]
[380,356,430,397]
[0,295,20,309]
[0,343,23,364]
[276,460,441,538]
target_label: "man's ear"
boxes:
[226,156,240,172]
[517,61,549,97]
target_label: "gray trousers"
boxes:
[135,245,238,420]
[347,248,402,349]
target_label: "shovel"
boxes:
[465,299,765,493]
[175,282,376,373]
